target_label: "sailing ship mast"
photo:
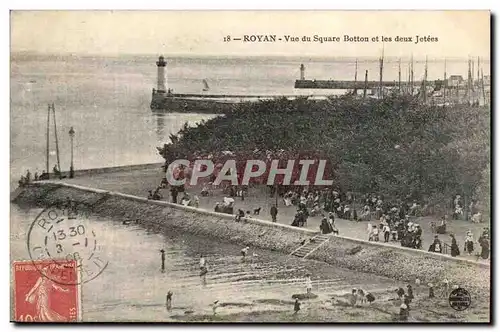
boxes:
[353,58,358,94]
[378,46,384,98]
[467,58,472,104]
[471,59,475,91]
[477,56,480,88]
[398,58,401,93]
[51,103,62,177]
[363,70,368,99]
[410,54,414,95]
[422,56,428,104]
[481,68,487,106]
[443,58,447,105]
[407,60,411,95]
[46,104,50,179]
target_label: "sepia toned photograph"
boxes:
[9,10,491,323]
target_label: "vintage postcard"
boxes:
[10,10,491,323]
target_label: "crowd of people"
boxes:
[147,175,490,261]
[17,165,66,187]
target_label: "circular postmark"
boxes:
[449,287,471,311]
[27,201,108,285]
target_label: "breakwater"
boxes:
[13,182,489,299]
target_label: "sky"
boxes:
[10,11,491,59]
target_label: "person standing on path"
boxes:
[464,231,474,255]
[270,205,278,223]
[450,234,460,257]
[478,230,490,259]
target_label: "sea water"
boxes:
[10,54,487,321]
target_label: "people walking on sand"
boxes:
[241,246,249,261]
[270,205,278,223]
[305,274,313,294]
[199,254,206,270]
[293,298,301,315]
[403,294,412,311]
[450,234,460,257]
[396,287,405,300]
[440,279,449,297]
[166,291,173,311]
[199,254,208,284]
[464,231,474,255]
[350,289,358,307]
[212,300,219,315]
[428,283,435,298]
[160,249,166,273]
[399,302,409,321]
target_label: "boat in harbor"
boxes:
[202,79,210,91]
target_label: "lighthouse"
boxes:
[300,64,305,80]
[156,55,167,93]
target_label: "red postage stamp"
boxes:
[13,260,81,322]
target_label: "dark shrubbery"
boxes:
[158,95,490,217]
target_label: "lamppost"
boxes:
[69,126,75,178]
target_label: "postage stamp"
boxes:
[13,260,81,322]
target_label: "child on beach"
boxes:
[166,291,173,311]
[293,298,301,315]
[212,300,219,315]
[305,274,313,294]
[241,246,250,261]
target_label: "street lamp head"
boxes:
[69,126,75,137]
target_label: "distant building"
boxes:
[448,75,464,86]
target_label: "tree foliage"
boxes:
[157,95,490,210]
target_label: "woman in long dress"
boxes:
[25,267,69,322]
[450,234,460,257]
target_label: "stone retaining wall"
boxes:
[13,182,490,298]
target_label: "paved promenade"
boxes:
[58,165,489,263]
